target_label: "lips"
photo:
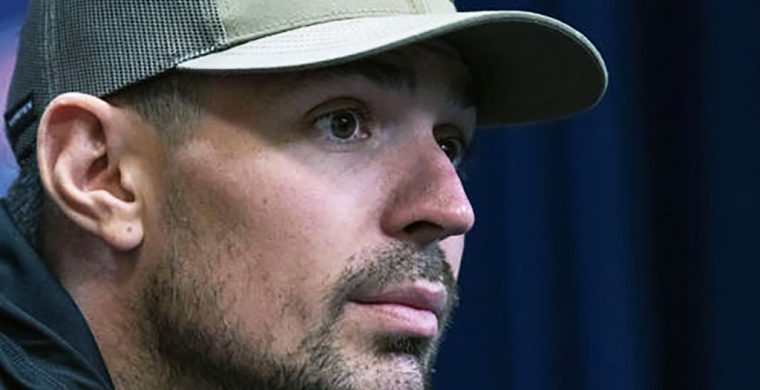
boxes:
[348,281,448,319]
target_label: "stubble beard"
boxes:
[129,189,459,390]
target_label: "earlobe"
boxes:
[37,93,144,251]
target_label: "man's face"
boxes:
[138,44,476,390]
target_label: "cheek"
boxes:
[439,235,465,278]
[171,138,358,251]
[163,137,379,347]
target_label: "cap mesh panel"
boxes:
[6,0,227,160]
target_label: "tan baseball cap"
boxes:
[5,0,607,160]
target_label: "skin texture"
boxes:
[37,44,476,389]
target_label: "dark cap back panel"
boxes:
[5,0,226,160]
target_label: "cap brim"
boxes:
[177,11,608,126]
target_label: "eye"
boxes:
[438,135,467,166]
[314,108,370,142]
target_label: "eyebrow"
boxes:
[278,57,477,109]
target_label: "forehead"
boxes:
[216,42,477,109]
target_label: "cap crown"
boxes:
[218,0,454,43]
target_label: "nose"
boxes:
[380,136,476,246]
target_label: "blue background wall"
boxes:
[2,1,759,389]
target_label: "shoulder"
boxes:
[0,208,113,390]
[0,325,65,389]
[0,302,111,390]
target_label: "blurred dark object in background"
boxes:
[1,1,758,389]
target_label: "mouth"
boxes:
[347,281,448,338]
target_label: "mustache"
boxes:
[325,242,459,326]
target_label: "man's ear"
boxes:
[37,93,144,251]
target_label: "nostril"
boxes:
[403,221,440,236]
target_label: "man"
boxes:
[0,0,606,389]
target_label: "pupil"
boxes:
[441,141,457,161]
[332,113,356,138]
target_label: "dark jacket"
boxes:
[0,204,113,389]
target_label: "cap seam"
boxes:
[208,0,230,47]
[408,0,425,13]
